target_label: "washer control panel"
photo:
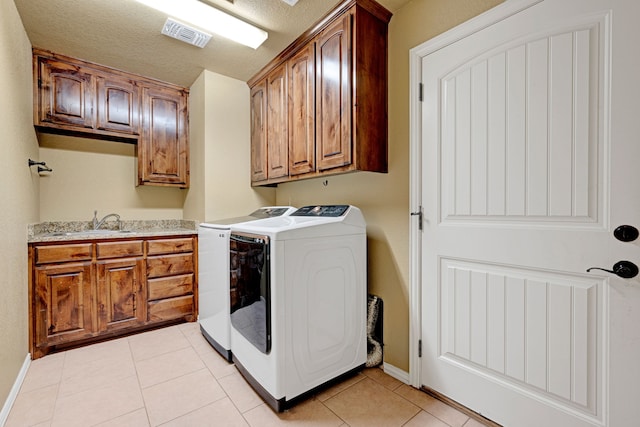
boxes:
[292,205,350,217]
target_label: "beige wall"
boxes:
[38,134,186,221]
[184,70,275,222]
[0,0,40,404]
[276,0,503,372]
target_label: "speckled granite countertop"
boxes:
[28,220,198,243]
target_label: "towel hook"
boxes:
[28,159,53,173]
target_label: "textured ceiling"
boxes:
[14,0,410,87]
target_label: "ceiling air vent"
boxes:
[162,18,211,48]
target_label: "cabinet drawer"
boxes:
[148,295,193,321]
[34,243,93,264]
[148,274,193,301]
[146,238,194,255]
[147,253,194,278]
[96,240,143,259]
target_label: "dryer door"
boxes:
[229,232,271,354]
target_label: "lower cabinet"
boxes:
[29,235,197,359]
[33,261,94,350]
[97,256,146,333]
[146,237,196,322]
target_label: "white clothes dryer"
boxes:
[229,205,367,411]
[198,206,296,361]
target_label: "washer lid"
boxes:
[231,205,366,239]
[199,206,296,229]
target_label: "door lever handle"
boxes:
[411,207,423,231]
[587,261,639,279]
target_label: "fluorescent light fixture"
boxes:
[281,0,300,5]
[134,0,268,49]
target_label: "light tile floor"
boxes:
[6,322,490,427]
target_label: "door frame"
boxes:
[407,0,544,389]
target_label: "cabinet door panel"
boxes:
[34,262,94,349]
[267,64,289,179]
[96,76,140,135]
[316,14,352,171]
[250,81,268,183]
[38,58,94,128]
[97,258,145,332]
[288,44,316,175]
[139,85,189,187]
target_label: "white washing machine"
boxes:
[198,206,296,361]
[229,205,367,411]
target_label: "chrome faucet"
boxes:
[93,210,121,230]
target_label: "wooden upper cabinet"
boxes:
[35,53,139,137]
[250,64,289,184]
[350,1,390,174]
[96,75,140,135]
[250,81,268,183]
[36,56,95,129]
[266,64,289,179]
[138,85,189,188]
[247,0,391,186]
[315,13,352,171]
[288,43,316,176]
[33,49,190,188]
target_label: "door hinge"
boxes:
[418,83,424,102]
[411,206,423,231]
[418,339,422,358]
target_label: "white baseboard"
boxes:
[0,354,30,427]
[382,362,410,384]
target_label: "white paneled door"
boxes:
[413,0,640,425]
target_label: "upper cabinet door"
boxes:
[315,13,352,171]
[250,81,268,183]
[266,64,289,179]
[288,43,316,176]
[139,85,189,188]
[96,75,140,135]
[37,57,95,129]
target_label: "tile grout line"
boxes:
[126,334,153,427]
[158,324,243,427]
[370,372,461,427]
[48,350,67,426]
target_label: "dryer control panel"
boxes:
[292,205,349,217]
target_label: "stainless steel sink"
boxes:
[64,230,132,236]
[46,230,133,237]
